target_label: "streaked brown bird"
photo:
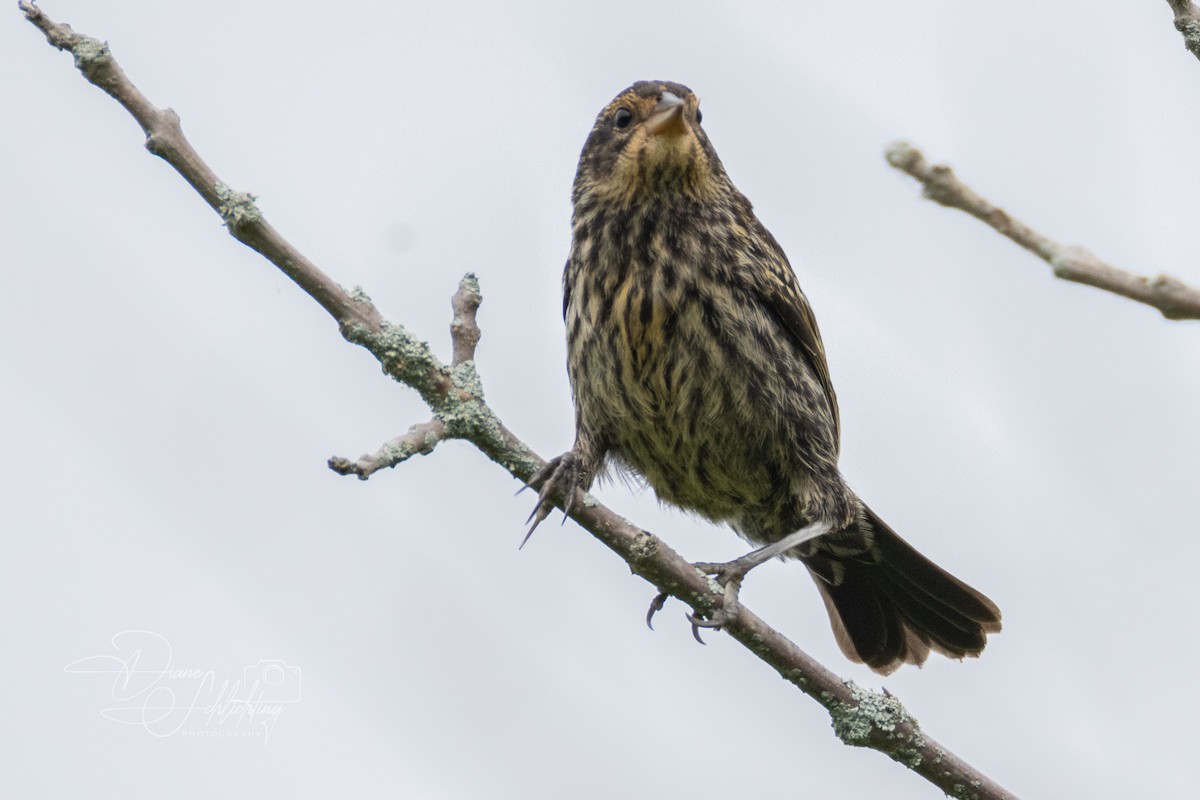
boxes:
[528,80,1000,674]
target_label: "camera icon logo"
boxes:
[243,660,302,703]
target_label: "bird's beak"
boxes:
[646,91,688,138]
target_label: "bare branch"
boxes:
[1168,0,1200,62]
[21,5,1015,797]
[450,274,483,366]
[886,141,1200,321]
[329,419,446,480]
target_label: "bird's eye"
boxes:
[696,108,703,124]
[614,108,633,129]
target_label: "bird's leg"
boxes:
[520,433,606,546]
[686,520,833,630]
[519,452,583,547]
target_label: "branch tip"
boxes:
[1167,0,1200,61]
[887,141,1200,320]
[329,419,446,480]
[883,140,922,172]
[450,273,483,366]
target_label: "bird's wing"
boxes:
[744,218,841,446]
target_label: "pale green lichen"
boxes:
[348,320,442,393]
[1179,19,1200,57]
[215,182,262,228]
[502,442,545,479]
[379,424,440,465]
[71,37,110,69]
[437,360,493,439]
[692,567,722,595]
[458,272,481,301]
[785,668,809,687]
[336,276,563,489]
[630,532,658,561]
[829,681,925,768]
[378,439,414,464]
[450,360,485,402]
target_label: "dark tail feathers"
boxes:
[804,505,1001,675]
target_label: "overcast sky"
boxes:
[5,2,1200,797]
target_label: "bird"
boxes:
[527,80,1001,674]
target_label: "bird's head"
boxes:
[573,81,725,206]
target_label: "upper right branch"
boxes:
[885,142,1200,321]
[1167,0,1200,61]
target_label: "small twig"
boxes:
[885,141,1200,321]
[450,274,482,366]
[329,419,446,480]
[1168,0,1200,62]
[20,5,1015,797]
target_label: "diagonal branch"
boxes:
[20,4,1015,797]
[885,141,1200,321]
[1167,0,1200,62]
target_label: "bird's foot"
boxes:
[518,452,581,548]
[676,523,833,632]
[644,590,710,644]
[685,557,754,631]
[642,554,759,644]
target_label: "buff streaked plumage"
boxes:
[529,81,1000,674]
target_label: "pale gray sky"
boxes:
[5,2,1199,797]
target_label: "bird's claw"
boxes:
[684,559,750,632]
[644,558,751,642]
[520,453,580,548]
[645,591,708,643]
[645,591,669,630]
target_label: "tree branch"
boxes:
[885,141,1200,321]
[450,275,483,367]
[21,3,1015,797]
[328,418,447,480]
[1167,0,1200,62]
[328,278,481,479]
